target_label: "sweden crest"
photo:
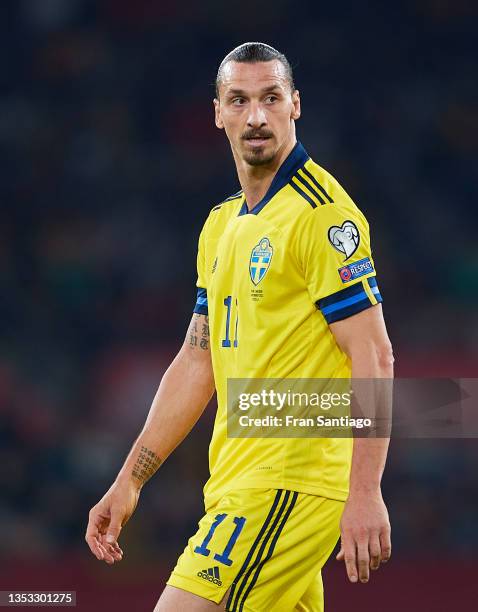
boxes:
[249,237,273,285]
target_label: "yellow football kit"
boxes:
[168,488,343,611]
[167,142,383,610]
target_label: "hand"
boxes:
[336,489,391,583]
[85,480,140,564]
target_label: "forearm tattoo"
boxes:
[188,314,209,350]
[131,445,162,485]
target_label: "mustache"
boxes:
[241,129,274,140]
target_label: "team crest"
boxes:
[328,220,360,260]
[249,237,273,285]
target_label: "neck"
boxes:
[234,136,297,210]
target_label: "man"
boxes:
[86,42,393,611]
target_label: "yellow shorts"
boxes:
[167,488,344,612]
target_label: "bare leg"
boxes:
[154,586,231,612]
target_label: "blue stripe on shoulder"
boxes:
[289,180,317,208]
[300,166,334,203]
[293,172,326,205]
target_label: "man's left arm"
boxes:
[329,303,394,584]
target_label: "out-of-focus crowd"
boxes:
[0,0,477,564]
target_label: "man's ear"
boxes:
[214,98,224,129]
[291,90,301,121]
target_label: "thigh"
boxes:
[154,585,231,611]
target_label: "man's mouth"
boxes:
[243,134,272,147]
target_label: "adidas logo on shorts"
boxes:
[197,566,222,586]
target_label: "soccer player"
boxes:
[86,42,394,611]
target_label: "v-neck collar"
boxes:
[238,141,309,216]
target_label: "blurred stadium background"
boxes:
[0,0,477,610]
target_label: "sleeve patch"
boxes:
[338,256,374,283]
[193,287,208,315]
[328,220,360,259]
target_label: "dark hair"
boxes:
[215,42,295,97]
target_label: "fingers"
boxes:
[105,509,124,547]
[85,512,104,561]
[86,532,123,565]
[110,540,124,559]
[341,534,358,583]
[380,526,392,563]
[369,532,381,571]
[99,533,123,563]
[338,529,390,583]
[98,540,115,564]
[85,532,104,561]
[337,496,392,584]
[357,535,370,583]
[86,507,124,564]
[102,508,125,564]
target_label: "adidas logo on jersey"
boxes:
[197,566,222,586]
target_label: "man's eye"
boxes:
[265,95,278,103]
[232,98,245,106]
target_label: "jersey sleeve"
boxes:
[300,202,383,324]
[193,218,209,316]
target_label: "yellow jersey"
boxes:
[193,141,382,509]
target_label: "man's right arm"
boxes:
[118,312,214,488]
[85,313,214,563]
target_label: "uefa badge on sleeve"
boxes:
[328,220,360,260]
[339,267,353,282]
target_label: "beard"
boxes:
[240,128,276,166]
[242,147,277,166]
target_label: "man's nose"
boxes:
[247,102,267,128]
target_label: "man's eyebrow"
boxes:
[226,88,247,96]
[225,85,283,97]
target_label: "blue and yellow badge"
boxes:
[249,237,273,285]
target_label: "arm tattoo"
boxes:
[188,314,209,350]
[131,445,162,485]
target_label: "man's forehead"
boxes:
[220,60,289,92]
